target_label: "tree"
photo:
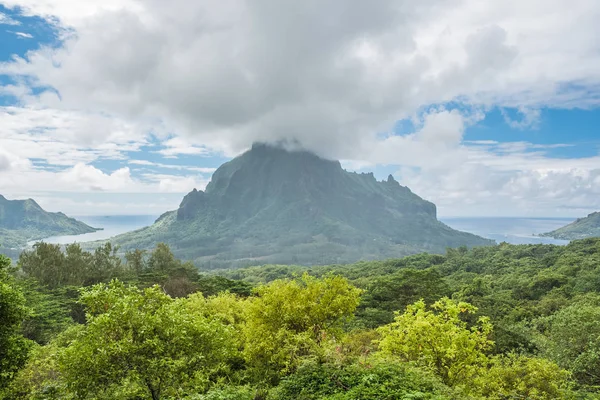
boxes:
[243,274,361,382]
[469,354,572,400]
[86,243,123,285]
[18,243,66,288]
[358,268,450,327]
[147,243,178,274]
[377,298,493,386]
[59,280,236,400]
[0,254,32,390]
[125,248,146,275]
[539,298,600,387]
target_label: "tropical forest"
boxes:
[2,238,600,399]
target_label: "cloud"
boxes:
[13,31,33,39]
[5,0,600,159]
[0,11,21,25]
[128,159,217,174]
[142,173,210,193]
[155,138,212,158]
[0,106,150,167]
[1,0,600,217]
[0,153,12,171]
[501,106,541,129]
[60,163,134,191]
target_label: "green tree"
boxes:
[358,268,450,327]
[469,354,572,400]
[18,243,66,288]
[86,243,123,284]
[17,279,73,344]
[243,274,362,382]
[0,254,32,390]
[270,360,453,400]
[63,243,92,286]
[147,242,178,274]
[377,298,493,386]
[125,248,146,275]
[59,280,236,400]
[539,299,600,387]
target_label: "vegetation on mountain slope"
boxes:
[0,195,99,249]
[111,144,492,267]
[542,212,600,240]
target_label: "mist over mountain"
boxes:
[541,212,600,240]
[0,195,100,249]
[110,144,492,267]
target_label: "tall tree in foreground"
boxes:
[0,254,31,390]
[58,280,236,400]
[243,273,362,382]
[377,298,493,386]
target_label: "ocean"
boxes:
[27,215,159,246]
[34,215,576,246]
[440,217,573,245]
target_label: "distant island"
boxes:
[109,143,494,267]
[0,195,100,249]
[541,212,600,240]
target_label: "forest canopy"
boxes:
[2,239,600,399]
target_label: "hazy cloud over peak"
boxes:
[5,0,600,158]
[1,0,600,216]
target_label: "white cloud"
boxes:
[1,0,600,216]
[155,138,212,158]
[142,173,210,193]
[128,159,217,174]
[60,163,134,191]
[6,0,598,158]
[13,31,33,38]
[0,11,21,25]
[501,106,541,129]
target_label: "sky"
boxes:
[1,1,600,217]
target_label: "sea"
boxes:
[26,215,159,246]
[33,215,575,247]
[440,217,573,245]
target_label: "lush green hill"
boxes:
[541,212,600,240]
[111,143,493,266]
[0,195,100,249]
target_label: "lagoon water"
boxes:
[27,215,159,246]
[441,217,573,245]
[32,215,576,247]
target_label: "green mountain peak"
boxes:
[0,195,100,249]
[111,144,493,267]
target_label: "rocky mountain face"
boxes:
[0,195,100,248]
[112,143,493,267]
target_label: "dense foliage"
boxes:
[3,239,600,398]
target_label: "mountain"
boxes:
[541,212,600,240]
[0,195,100,249]
[111,143,494,267]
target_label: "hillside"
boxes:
[111,143,493,266]
[0,195,100,249]
[541,212,600,240]
[111,144,492,268]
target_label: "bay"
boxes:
[32,215,577,247]
[440,217,573,245]
[27,215,159,246]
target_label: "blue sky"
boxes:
[1,1,600,217]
